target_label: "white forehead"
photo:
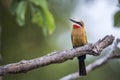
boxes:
[71,18,83,22]
[71,18,81,21]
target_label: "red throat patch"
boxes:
[73,24,80,29]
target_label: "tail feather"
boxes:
[73,46,87,76]
[78,59,87,76]
[78,55,86,76]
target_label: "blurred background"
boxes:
[0,0,120,80]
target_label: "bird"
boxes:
[70,19,87,76]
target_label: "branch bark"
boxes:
[60,38,120,80]
[0,35,114,76]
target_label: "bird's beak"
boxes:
[69,19,82,26]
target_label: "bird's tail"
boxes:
[78,55,87,76]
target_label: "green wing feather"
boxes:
[84,31,87,43]
[71,34,74,46]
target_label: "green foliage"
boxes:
[114,11,120,27]
[16,1,27,26]
[9,0,19,15]
[113,0,120,27]
[30,0,55,35]
[10,0,55,35]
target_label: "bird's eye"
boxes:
[79,22,83,27]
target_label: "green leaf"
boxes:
[43,9,55,35]
[30,0,47,9]
[30,0,55,35]
[114,11,120,27]
[16,1,27,26]
[10,0,19,15]
[30,4,44,27]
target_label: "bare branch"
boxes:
[0,35,114,76]
[60,38,120,80]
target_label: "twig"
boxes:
[0,35,114,76]
[60,38,120,80]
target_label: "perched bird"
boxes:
[70,19,87,76]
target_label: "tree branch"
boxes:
[0,35,114,76]
[60,38,120,80]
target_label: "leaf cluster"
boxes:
[10,0,55,35]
